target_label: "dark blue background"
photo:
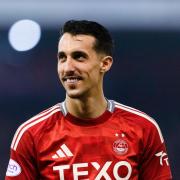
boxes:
[1,29,179,179]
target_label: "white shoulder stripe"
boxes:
[11,104,61,151]
[11,104,60,150]
[115,102,143,113]
[115,104,164,143]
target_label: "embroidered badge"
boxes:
[113,139,128,155]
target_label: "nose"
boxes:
[63,57,75,73]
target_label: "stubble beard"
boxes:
[65,84,92,100]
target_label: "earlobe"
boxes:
[100,68,106,73]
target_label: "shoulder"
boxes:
[113,101,152,123]
[112,100,164,143]
[11,103,62,151]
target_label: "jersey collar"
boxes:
[60,99,115,116]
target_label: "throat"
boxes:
[65,96,108,119]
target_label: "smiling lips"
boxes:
[62,76,82,84]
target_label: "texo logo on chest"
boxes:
[53,160,132,180]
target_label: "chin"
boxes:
[66,89,85,99]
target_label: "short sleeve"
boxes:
[5,130,39,180]
[139,120,172,180]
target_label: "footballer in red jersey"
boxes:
[6,20,172,179]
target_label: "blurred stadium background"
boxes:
[0,0,180,179]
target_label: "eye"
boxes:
[58,52,66,62]
[72,51,87,61]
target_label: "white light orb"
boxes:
[8,19,41,51]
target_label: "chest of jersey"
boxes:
[36,116,142,180]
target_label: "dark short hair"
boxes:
[60,20,113,56]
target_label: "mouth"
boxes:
[62,76,82,84]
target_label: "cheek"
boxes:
[87,66,101,81]
[90,63,101,74]
[57,63,63,75]
[57,68,64,82]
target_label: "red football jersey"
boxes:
[6,100,172,179]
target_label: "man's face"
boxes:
[57,33,105,99]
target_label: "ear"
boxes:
[100,56,113,73]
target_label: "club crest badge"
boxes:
[113,139,128,155]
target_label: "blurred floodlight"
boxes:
[8,19,41,51]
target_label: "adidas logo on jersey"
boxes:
[52,144,73,159]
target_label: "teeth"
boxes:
[66,78,78,83]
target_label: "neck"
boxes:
[65,94,107,119]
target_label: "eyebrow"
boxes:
[57,50,88,59]
[57,51,66,59]
[72,51,88,58]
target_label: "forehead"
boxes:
[58,33,96,53]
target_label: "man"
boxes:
[6,20,172,179]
